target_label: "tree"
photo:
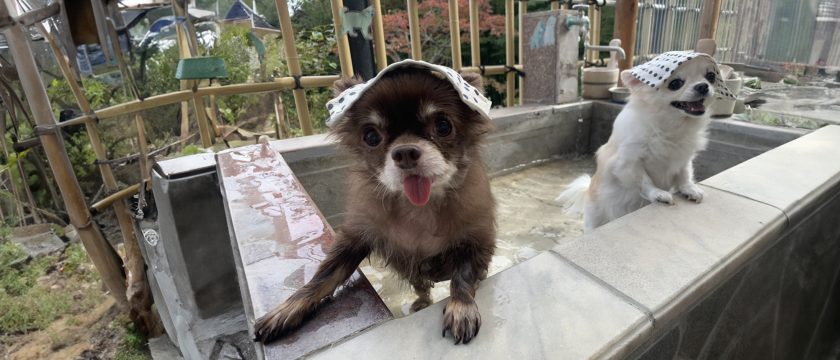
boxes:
[382,0,505,65]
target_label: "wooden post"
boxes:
[518,0,526,104]
[1,0,127,307]
[330,0,355,77]
[371,0,387,71]
[615,0,639,73]
[276,0,315,135]
[448,0,462,71]
[699,0,722,40]
[469,0,480,67]
[551,1,559,11]
[505,0,514,106]
[407,0,422,60]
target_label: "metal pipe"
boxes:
[584,44,626,60]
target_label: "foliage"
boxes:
[382,0,505,65]
[209,26,262,123]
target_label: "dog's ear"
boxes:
[460,72,484,91]
[620,69,644,90]
[333,77,363,96]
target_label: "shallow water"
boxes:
[359,156,596,317]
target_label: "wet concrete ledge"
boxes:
[308,126,840,359]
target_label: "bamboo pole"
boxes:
[551,1,559,11]
[407,0,422,60]
[58,76,340,127]
[89,183,142,214]
[171,0,213,147]
[448,0,462,71]
[615,0,639,73]
[588,3,601,62]
[38,18,160,336]
[16,159,42,223]
[0,117,26,225]
[275,0,314,135]
[461,64,521,75]
[518,0,525,104]
[371,0,387,71]
[699,0,722,40]
[330,0,354,77]
[504,0,514,106]
[1,0,127,307]
[469,0,480,67]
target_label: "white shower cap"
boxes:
[325,59,492,128]
[628,51,735,99]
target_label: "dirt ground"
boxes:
[0,242,150,360]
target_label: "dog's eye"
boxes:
[435,117,453,137]
[362,127,382,147]
[667,79,684,91]
[705,72,716,84]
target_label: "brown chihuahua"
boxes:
[253,65,496,345]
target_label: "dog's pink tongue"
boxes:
[403,175,432,206]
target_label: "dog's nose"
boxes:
[695,83,709,95]
[392,145,422,169]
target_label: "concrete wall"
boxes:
[279,102,591,225]
[148,103,823,359]
[630,125,840,360]
[309,126,840,360]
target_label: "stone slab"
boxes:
[216,143,392,359]
[10,224,65,257]
[309,252,648,359]
[552,186,786,324]
[702,125,840,220]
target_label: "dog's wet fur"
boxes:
[254,69,496,345]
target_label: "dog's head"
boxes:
[622,56,722,118]
[330,69,491,206]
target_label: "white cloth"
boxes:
[326,60,492,128]
[628,51,735,99]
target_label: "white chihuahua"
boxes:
[558,51,734,231]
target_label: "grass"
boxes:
[113,316,152,360]
[0,240,103,335]
[1,232,152,359]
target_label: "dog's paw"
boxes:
[253,297,314,343]
[678,184,705,203]
[411,297,432,312]
[442,299,481,345]
[651,189,674,205]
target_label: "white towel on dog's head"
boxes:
[326,60,492,128]
[628,51,736,99]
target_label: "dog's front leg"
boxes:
[640,171,674,205]
[675,162,704,203]
[254,232,370,343]
[442,250,486,345]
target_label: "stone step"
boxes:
[216,143,393,359]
